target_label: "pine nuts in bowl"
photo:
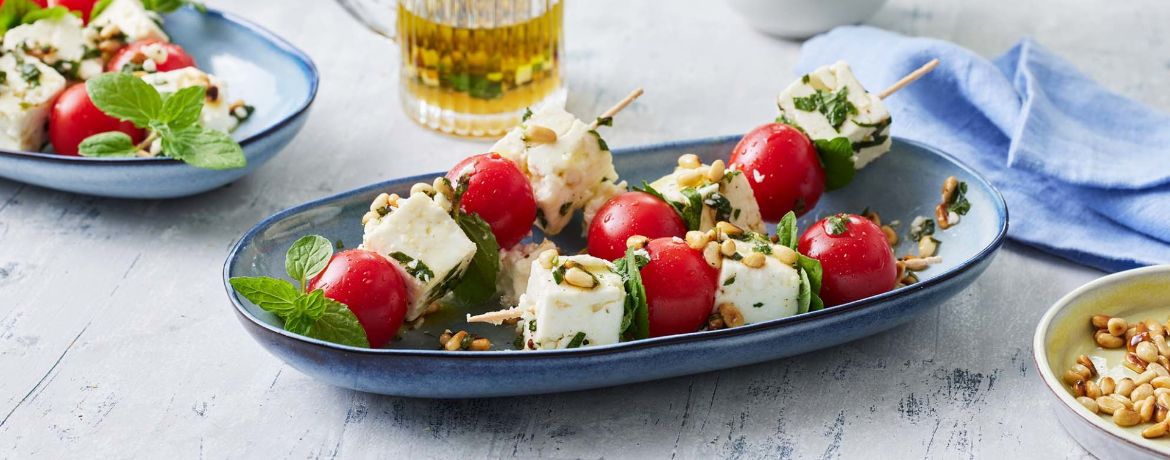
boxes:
[1034,265,1170,459]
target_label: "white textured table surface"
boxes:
[1,0,1164,458]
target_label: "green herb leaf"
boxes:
[388,251,434,282]
[0,0,40,34]
[792,87,857,129]
[228,279,369,348]
[565,331,587,348]
[161,126,246,170]
[588,129,609,151]
[21,5,71,23]
[825,214,849,235]
[20,63,40,88]
[86,72,163,128]
[141,0,206,13]
[595,116,613,127]
[614,247,650,339]
[948,181,971,215]
[229,276,301,316]
[797,255,824,312]
[160,85,205,129]
[285,234,333,290]
[705,192,733,224]
[911,218,936,241]
[776,211,798,250]
[304,294,370,348]
[89,0,114,19]
[813,137,856,190]
[677,187,703,231]
[521,107,533,122]
[77,131,137,157]
[449,212,501,308]
[797,268,812,314]
[723,275,736,286]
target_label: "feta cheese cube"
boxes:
[0,55,66,151]
[496,239,558,307]
[3,13,102,80]
[777,61,892,169]
[714,236,802,324]
[649,166,764,233]
[89,0,169,43]
[140,68,243,133]
[362,193,477,321]
[490,103,624,235]
[517,254,625,350]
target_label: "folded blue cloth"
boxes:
[798,26,1170,272]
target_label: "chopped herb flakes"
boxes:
[826,214,850,235]
[566,332,587,348]
[595,116,613,127]
[388,251,435,282]
[948,181,971,215]
[792,86,857,129]
[588,129,609,151]
[753,302,764,308]
[723,275,736,286]
[20,63,40,88]
[522,107,533,122]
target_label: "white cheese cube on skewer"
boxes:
[0,55,66,151]
[496,239,559,308]
[140,68,245,133]
[490,103,624,235]
[362,193,477,321]
[714,235,802,324]
[89,0,169,43]
[777,61,892,169]
[516,254,625,350]
[649,164,765,233]
[3,14,102,80]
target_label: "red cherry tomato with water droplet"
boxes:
[587,191,687,261]
[308,249,408,348]
[640,238,719,337]
[446,153,537,249]
[729,123,825,220]
[798,214,897,307]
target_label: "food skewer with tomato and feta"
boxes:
[231,60,968,351]
[0,0,252,169]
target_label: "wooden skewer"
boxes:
[878,59,939,100]
[588,88,644,130]
[466,308,523,326]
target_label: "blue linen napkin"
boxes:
[797,26,1170,272]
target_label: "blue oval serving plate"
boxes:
[0,7,318,199]
[224,135,1008,398]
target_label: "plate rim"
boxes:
[222,135,1009,359]
[0,6,320,167]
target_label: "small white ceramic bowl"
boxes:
[1034,265,1170,459]
[724,0,889,39]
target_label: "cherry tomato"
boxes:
[446,153,537,249]
[50,83,146,156]
[640,238,719,337]
[798,214,897,307]
[729,123,825,220]
[107,40,197,73]
[51,0,98,22]
[587,192,687,261]
[307,249,408,348]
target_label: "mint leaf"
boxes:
[78,132,137,157]
[614,247,650,339]
[21,6,71,23]
[449,212,500,308]
[776,211,798,250]
[677,187,703,231]
[797,269,812,314]
[308,297,369,348]
[285,235,333,290]
[813,137,856,191]
[162,126,246,170]
[89,0,113,19]
[0,0,40,34]
[797,255,824,311]
[161,85,205,129]
[87,73,162,127]
[142,0,206,13]
[565,331,587,348]
[229,276,300,316]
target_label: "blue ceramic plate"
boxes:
[224,136,1008,398]
[0,7,318,199]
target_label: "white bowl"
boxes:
[1033,265,1170,459]
[724,0,888,39]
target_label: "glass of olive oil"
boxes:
[337,0,565,137]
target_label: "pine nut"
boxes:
[445,331,468,351]
[564,267,597,289]
[703,242,722,270]
[1141,396,1157,422]
[881,225,898,246]
[1149,320,1165,337]
[1126,353,1149,373]
[1098,396,1124,414]
[941,176,959,204]
[772,245,799,266]
[718,303,744,328]
[676,168,703,187]
[1076,355,1097,377]
[1086,380,1102,399]
[715,221,743,237]
[1133,383,1155,403]
[432,177,454,200]
[1118,378,1138,397]
[370,192,391,212]
[1143,421,1169,439]
[1151,363,1170,378]
[1073,380,1087,397]
[438,329,453,346]
[1153,377,1170,390]
[685,231,709,250]
[677,154,701,169]
[410,182,435,196]
[742,253,766,268]
[719,239,737,257]
[1071,363,1093,380]
[1092,314,1112,329]
[1159,392,1170,409]
[1115,408,1142,426]
[361,211,378,225]
[918,236,938,258]
[1160,355,1170,371]
[626,235,649,249]
[538,249,558,270]
[1101,376,1116,395]
[1096,331,1124,348]
[1138,370,1159,386]
[706,159,726,182]
[469,338,491,351]
[1155,335,1170,357]
[1129,331,1151,353]
[1108,318,1128,336]
[1077,396,1099,413]
[524,125,558,144]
